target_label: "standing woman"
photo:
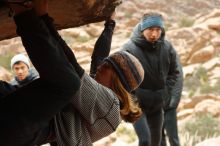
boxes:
[40,4,145,146]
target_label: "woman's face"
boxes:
[95,65,113,88]
[142,26,162,43]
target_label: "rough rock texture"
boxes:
[0,0,122,41]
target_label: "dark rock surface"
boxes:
[0,0,121,41]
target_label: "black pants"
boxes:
[0,9,80,146]
[161,108,180,146]
[133,110,163,146]
[134,88,164,146]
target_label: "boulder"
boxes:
[194,99,220,117]
[187,45,214,64]
[177,109,194,120]
[181,94,220,109]
[195,136,220,146]
[0,0,122,41]
[202,57,220,71]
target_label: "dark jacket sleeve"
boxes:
[40,14,85,78]
[90,20,116,78]
[167,55,183,109]
[165,45,183,109]
[0,81,16,99]
[166,43,179,88]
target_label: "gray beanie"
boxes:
[11,53,30,69]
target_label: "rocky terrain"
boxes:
[1,0,220,145]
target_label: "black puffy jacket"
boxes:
[122,23,180,114]
[166,55,183,110]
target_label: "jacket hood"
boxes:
[11,67,39,87]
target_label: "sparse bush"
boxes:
[184,66,220,97]
[182,114,220,145]
[188,90,195,98]
[0,53,15,71]
[62,36,75,45]
[76,35,90,43]
[126,31,131,38]
[178,17,194,27]
[124,12,132,19]
[200,78,220,94]
[183,66,208,97]
[179,131,202,146]
[194,67,208,83]
[116,123,137,143]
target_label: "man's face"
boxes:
[142,26,162,43]
[12,61,29,81]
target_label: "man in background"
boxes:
[10,53,39,88]
[122,11,180,146]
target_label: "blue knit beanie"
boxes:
[140,15,164,31]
